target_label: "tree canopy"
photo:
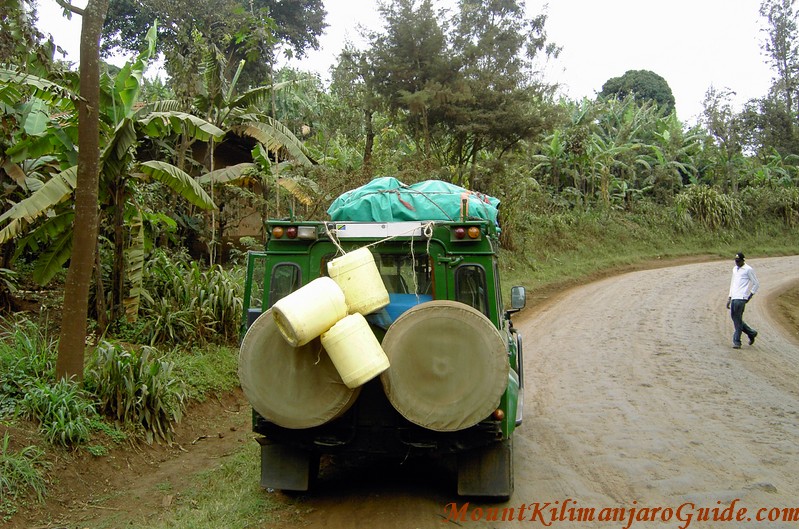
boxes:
[599,69,676,115]
[100,0,327,92]
[361,0,560,185]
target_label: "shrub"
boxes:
[136,249,244,346]
[85,342,187,444]
[0,318,57,415]
[674,184,742,229]
[18,379,98,447]
[740,185,799,226]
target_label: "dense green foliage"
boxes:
[18,379,98,446]
[599,69,676,114]
[0,320,56,413]
[0,432,47,521]
[127,249,244,346]
[85,342,186,444]
[101,0,326,98]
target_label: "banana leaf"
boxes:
[0,166,77,244]
[32,228,73,285]
[137,161,216,210]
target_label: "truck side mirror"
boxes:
[510,286,526,310]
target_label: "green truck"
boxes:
[238,181,525,500]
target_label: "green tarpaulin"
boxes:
[327,177,500,223]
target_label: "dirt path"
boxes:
[6,390,254,529]
[278,256,799,529]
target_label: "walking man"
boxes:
[726,252,759,349]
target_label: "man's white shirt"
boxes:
[729,263,759,300]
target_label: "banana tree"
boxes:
[530,130,569,192]
[198,143,318,221]
[0,25,223,325]
[190,45,315,262]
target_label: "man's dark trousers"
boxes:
[730,298,756,347]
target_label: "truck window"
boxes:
[268,263,301,307]
[455,264,488,316]
[377,254,432,295]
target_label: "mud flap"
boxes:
[258,439,318,491]
[456,437,514,501]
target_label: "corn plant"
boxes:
[0,433,47,520]
[18,379,97,447]
[85,342,187,444]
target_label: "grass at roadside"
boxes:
[88,448,295,529]
[169,344,240,402]
[500,208,799,299]
[0,342,243,523]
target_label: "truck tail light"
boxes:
[270,225,317,240]
[451,225,482,241]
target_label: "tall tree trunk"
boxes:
[363,108,374,180]
[55,0,109,381]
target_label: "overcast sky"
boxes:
[36,0,774,124]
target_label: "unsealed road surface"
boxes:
[286,256,799,529]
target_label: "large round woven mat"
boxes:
[379,300,509,431]
[239,309,359,429]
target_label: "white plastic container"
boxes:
[327,247,390,315]
[271,276,348,347]
[321,313,390,388]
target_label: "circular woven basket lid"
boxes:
[379,300,509,432]
[239,309,359,429]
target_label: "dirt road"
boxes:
[288,256,799,529]
[14,257,798,529]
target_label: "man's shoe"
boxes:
[749,332,758,345]
[732,344,741,349]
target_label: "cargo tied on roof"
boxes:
[326,177,500,224]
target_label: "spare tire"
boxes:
[239,309,359,429]
[379,300,509,432]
